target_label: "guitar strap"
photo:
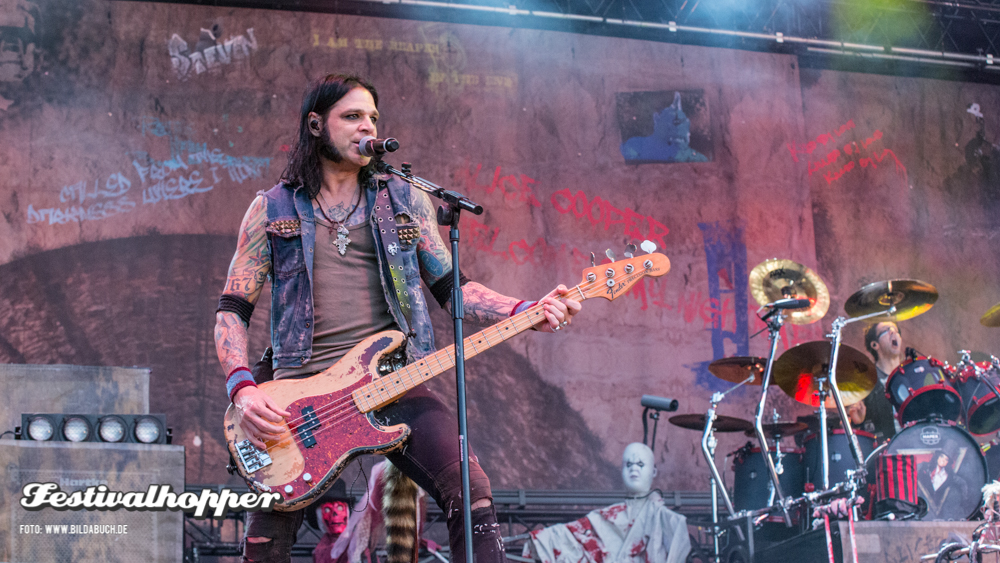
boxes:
[372,179,414,336]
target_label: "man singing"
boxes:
[215,73,581,562]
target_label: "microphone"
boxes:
[359,136,399,157]
[759,297,812,322]
[765,298,812,310]
[641,394,679,412]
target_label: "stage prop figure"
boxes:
[527,443,690,563]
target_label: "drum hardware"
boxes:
[708,356,769,385]
[843,279,938,321]
[696,375,754,561]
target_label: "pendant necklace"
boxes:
[316,188,361,256]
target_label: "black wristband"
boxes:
[217,294,255,326]
[429,270,471,308]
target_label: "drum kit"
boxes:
[668,259,1000,561]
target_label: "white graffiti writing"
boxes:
[187,148,270,183]
[26,197,136,225]
[59,173,132,204]
[141,170,214,204]
[168,28,258,81]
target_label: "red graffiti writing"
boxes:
[790,120,907,187]
[464,216,591,266]
[454,162,542,207]
[626,278,826,351]
[787,120,856,163]
[551,189,669,249]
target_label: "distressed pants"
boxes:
[242,385,505,563]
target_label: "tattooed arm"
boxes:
[411,188,581,331]
[215,196,289,448]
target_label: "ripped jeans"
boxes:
[242,385,505,563]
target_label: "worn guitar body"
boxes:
[224,250,671,512]
[223,331,412,512]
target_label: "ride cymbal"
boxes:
[982,302,1000,327]
[745,421,809,438]
[708,356,770,385]
[668,414,753,433]
[748,259,830,325]
[844,279,938,321]
[772,341,876,407]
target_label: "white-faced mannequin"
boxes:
[622,442,657,496]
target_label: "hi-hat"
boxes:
[773,341,877,407]
[982,302,1000,327]
[745,421,809,439]
[669,414,753,433]
[748,259,830,325]
[708,356,770,385]
[844,279,938,321]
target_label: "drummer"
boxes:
[847,321,904,440]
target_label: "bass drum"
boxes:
[885,420,987,520]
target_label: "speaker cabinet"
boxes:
[0,440,184,562]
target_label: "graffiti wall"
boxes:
[0,0,997,494]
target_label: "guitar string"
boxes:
[256,265,647,455]
[250,263,655,455]
[261,302,555,452]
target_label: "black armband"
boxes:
[217,294,255,326]
[429,270,471,308]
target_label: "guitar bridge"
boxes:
[235,439,273,474]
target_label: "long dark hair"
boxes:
[280,73,379,199]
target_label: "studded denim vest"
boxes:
[262,177,435,369]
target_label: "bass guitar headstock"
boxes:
[578,241,670,301]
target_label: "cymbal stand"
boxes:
[815,380,831,489]
[752,309,792,525]
[823,306,895,490]
[701,375,753,562]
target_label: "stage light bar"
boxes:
[17,414,171,444]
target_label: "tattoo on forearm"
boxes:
[215,311,250,374]
[461,282,519,326]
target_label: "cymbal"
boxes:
[745,421,809,438]
[748,259,830,325]
[982,302,1000,327]
[669,414,753,433]
[708,356,770,385]
[773,341,877,407]
[844,279,938,321]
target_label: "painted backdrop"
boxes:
[1,0,998,493]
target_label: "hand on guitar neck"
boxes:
[530,284,583,333]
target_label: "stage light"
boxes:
[62,416,91,442]
[17,414,171,444]
[133,416,162,444]
[98,416,127,443]
[25,415,54,441]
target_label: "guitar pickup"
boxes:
[235,439,273,474]
[296,406,321,449]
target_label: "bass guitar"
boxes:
[224,250,670,511]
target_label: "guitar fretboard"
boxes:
[351,297,579,412]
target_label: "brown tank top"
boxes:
[274,219,398,379]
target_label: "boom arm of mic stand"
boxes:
[374,160,483,214]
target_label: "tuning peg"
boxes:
[605,249,616,262]
[624,243,637,259]
[590,252,596,267]
[640,240,657,254]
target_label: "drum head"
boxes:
[886,420,987,520]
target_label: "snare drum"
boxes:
[803,428,876,488]
[732,445,804,511]
[885,356,963,426]
[885,420,987,520]
[950,361,1000,435]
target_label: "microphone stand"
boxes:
[373,158,482,563]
